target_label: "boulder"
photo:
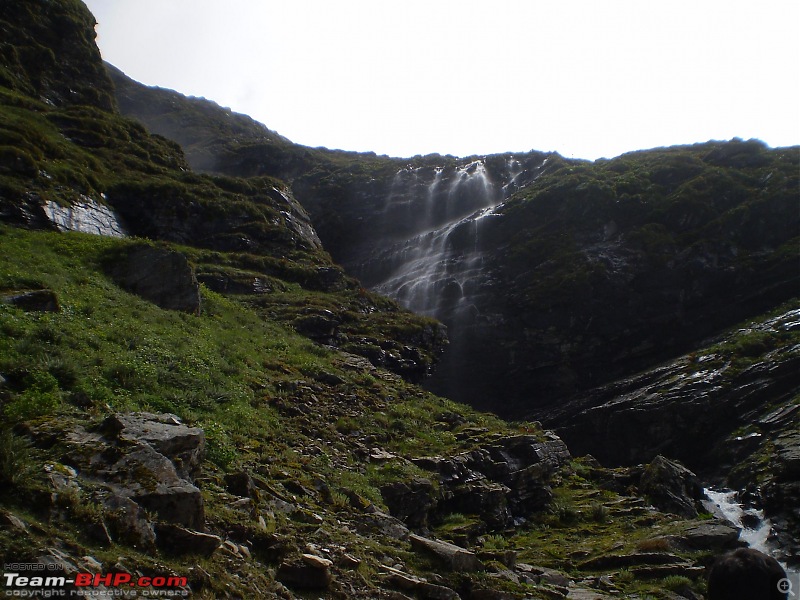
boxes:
[107,244,200,314]
[409,534,484,572]
[102,494,156,550]
[277,554,332,590]
[2,289,59,312]
[639,455,704,518]
[680,522,741,549]
[102,412,205,477]
[380,477,437,529]
[101,444,204,529]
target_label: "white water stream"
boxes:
[704,488,799,582]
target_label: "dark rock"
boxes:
[381,477,438,529]
[0,510,27,532]
[276,554,332,590]
[2,289,60,312]
[103,494,156,550]
[680,522,741,549]
[409,534,484,572]
[515,563,571,587]
[154,523,220,557]
[224,471,255,498]
[104,444,205,528]
[383,567,461,600]
[106,244,201,314]
[356,510,410,540]
[639,455,704,518]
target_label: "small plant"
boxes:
[0,427,35,487]
[590,501,609,523]
[551,499,579,525]
[662,575,694,591]
[616,568,634,584]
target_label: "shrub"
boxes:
[4,370,61,420]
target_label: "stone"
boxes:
[224,471,256,498]
[578,553,689,570]
[154,523,220,557]
[408,534,484,572]
[639,455,704,518]
[2,289,60,312]
[103,443,204,529]
[357,510,410,540]
[107,244,201,314]
[277,554,332,590]
[680,522,741,549]
[103,494,156,550]
[380,477,437,529]
[516,563,571,587]
[383,567,461,600]
[0,510,27,532]
[102,412,205,477]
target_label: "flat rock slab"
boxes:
[681,522,741,549]
[409,534,484,572]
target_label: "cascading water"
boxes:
[367,155,545,320]
[704,488,799,581]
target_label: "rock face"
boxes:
[639,455,705,518]
[44,198,127,237]
[384,432,572,531]
[106,244,201,314]
[106,71,800,419]
[0,0,116,110]
[36,412,208,552]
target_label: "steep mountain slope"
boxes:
[109,67,800,419]
[0,2,797,598]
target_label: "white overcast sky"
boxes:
[83,0,799,160]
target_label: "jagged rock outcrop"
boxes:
[639,455,705,518]
[383,432,572,531]
[29,412,210,553]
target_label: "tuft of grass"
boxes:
[0,427,35,488]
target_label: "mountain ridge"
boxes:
[0,1,798,598]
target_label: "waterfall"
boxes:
[704,488,799,581]
[368,155,548,320]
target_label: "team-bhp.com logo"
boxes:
[3,569,188,597]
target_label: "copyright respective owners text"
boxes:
[3,564,189,598]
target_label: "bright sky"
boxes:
[83,0,800,161]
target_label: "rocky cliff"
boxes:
[0,2,797,598]
[109,67,799,419]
